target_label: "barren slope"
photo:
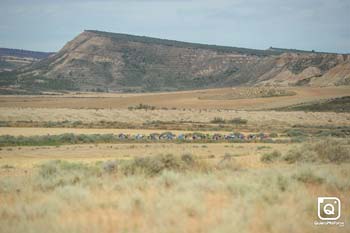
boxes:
[4,30,350,93]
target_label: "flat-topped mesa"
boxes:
[4,30,350,93]
[82,30,283,56]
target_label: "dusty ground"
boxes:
[0,86,349,110]
[0,143,292,170]
[1,108,349,128]
[0,127,252,136]
[1,87,349,131]
[0,86,349,233]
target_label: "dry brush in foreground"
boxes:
[1,148,350,233]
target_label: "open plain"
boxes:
[2,2,350,232]
[1,86,349,233]
[0,86,349,109]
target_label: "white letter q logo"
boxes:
[318,197,341,220]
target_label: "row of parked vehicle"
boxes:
[117,132,270,141]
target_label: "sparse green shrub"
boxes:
[210,117,248,125]
[283,139,350,164]
[312,139,350,163]
[283,147,318,163]
[1,164,15,169]
[38,160,100,178]
[293,169,324,184]
[261,138,274,143]
[216,154,240,171]
[260,89,296,98]
[38,160,61,178]
[2,151,350,233]
[316,128,349,138]
[55,185,90,203]
[119,153,210,176]
[290,137,306,143]
[228,117,248,124]
[102,160,118,173]
[0,133,120,147]
[261,150,282,163]
[121,154,183,176]
[181,153,195,166]
[210,117,226,124]
[276,175,289,192]
[36,160,102,190]
[286,129,306,137]
[128,103,156,110]
[72,121,83,127]
[156,170,180,188]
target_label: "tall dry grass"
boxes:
[1,107,349,127]
[1,154,349,233]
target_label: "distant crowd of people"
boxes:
[116,132,271,141]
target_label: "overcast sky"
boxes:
[0,0,349,53]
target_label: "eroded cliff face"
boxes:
[13,30,350,92]
[256,53,349,86]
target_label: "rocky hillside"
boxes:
[3,30,350,93]
[0,48,53,72]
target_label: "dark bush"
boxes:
[283,139,350,164]
[0,133,120,147]
[228,117,248,124]
[102,160,118,173]
[216,153,240,171]
[286,129,306,137]
[261,150,282,163]
[121,154,185,176]
[210,117,248,124]
[293,170,324,184]
[181,153,195,166]
[210,117,226,124]
[128,103,156,110]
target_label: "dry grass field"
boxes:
[0,127,236,137]
[1,108,349,129]
[0,140,349,233]
[0,86,349,110]
[0,86,349,233]
[0,143,293,169]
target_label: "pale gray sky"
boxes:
[0,0,349,53]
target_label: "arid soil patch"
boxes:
[1,108,349,127]
[0,86,349,110]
